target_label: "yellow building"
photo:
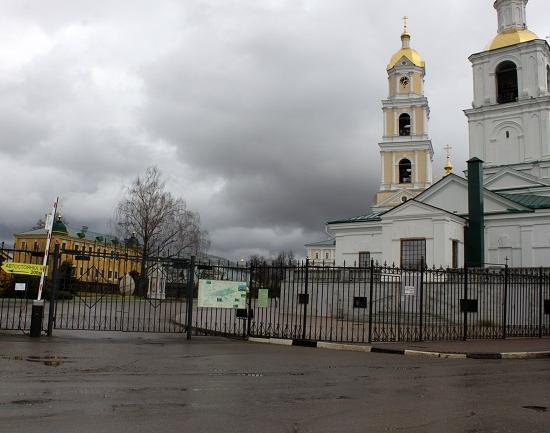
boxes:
[374,23,434,212]
[13,217,140,283]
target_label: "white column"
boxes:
[426,151,433,184]
[414,151,419,184]
[520,226,533,267]
[380,151,385,185]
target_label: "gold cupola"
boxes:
[486,0,540,51]
[443,145,453,177]
[387,19,425,70]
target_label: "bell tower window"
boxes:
[399,113,411,136]
[496,61,518,104]
[399,158,412,184]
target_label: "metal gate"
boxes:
[49,247,191,333]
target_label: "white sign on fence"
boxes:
[403,285,416,296]
[198,279,247,309]
[15,283,26,292]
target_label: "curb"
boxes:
[247,337,550,360]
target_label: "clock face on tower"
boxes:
[400,76,409,88]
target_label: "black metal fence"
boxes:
[245,262,550,342]
[1,243,549,343]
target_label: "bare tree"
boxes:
[116,167,209,286]
[32,216,47,230]
[273,250,297,266]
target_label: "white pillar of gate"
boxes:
[147,263,166,300]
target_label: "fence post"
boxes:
[46,244,60,337]
[186,256,196,340]
[503,263,508,340]
[301,258,309,341]
[246,262,254,338]
[463,265,468,341]
[539,267,543,339]
[368,259,374,343]
[419,257,425,342]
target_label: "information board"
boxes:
[403,285,416,296]
[257,288,269,308]
[198,279,247,309]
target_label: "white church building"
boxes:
[308,0,550,269]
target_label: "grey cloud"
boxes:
[1,0,548,260]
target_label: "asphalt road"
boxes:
[0,331,549,433]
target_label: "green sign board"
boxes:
[198,279,247,309]
[257,288,269,308]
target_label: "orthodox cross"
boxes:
[403,16,408,33]
[444,144,452,158]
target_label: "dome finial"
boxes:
[443,144,453,176]
[401,16,411,48]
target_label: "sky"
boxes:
[1,0,549,260]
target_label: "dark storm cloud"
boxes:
[1,0,549,259]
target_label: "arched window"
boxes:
[399,158,412,184]
[496,61,518,104]
[546,65,550,93]
[399,113,411,136]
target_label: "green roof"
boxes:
[327,212,382,225]
[16,224,119,244]
[499,193,550,209]
[304,239,336,247]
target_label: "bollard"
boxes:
[30,300,45,338]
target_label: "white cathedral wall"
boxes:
[332,225,383,266]
[485,210,550,267]
[382,216,465,268]
[331,214,466,268]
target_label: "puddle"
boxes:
[210,370,263,377]
[26,356,68,367]
[11,398,53,406]
[522,405,547,412]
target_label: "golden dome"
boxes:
[443,158,453,177]
[485,29,539,51]
[387,32,425,71]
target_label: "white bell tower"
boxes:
[464,0,550,179]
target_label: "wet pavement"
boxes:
[0,331,549,433]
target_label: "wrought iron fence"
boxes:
[1,242,549,342]
[244,262,550,342]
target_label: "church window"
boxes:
[506,131,510,138]
[359,251,370,268]
[496,61,518,104]
[315,252,319,260]
[399,113,411,136]
[325,252,329,260]
[452,240,459,269]
[546,65,550,92]
[400,239,426,270]
[398,158,412,184]
[401,196,408,202]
